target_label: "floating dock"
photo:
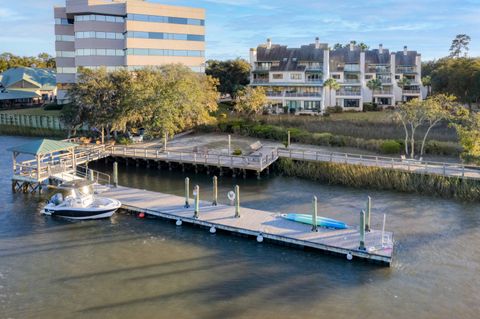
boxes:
[102,186,394,266]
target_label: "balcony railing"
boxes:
[403,89,421,94]
[373,89,393,95]
[266,91,283,97]
[252,79,269,84]
[343,79,360,84]
[285,92,322,97]
[306,79,323,83]
[337,90,361,96]
[396,67,417,74]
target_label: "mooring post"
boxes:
[212,176,218,206]
[184,177,190,208]
[228,134,231,155]
[312,195,318,232]
[113,161,118,187]
[359,210,366,251]
[365,196,371,232]
[193,185,199,218]
[234,185,240,218]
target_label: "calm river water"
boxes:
[0,135,479,319]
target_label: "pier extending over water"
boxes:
[102,185,394,266]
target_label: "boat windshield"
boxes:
[77,185,94,196]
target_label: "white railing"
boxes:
[277,148,480,180]
[110,146,279,171]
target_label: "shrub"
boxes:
[363,103,379,112]
[311,132,333,146]
[232,148,242,156]
[380,140,401,154]
[326,106,343,114]
[43,103,64,111]
[116,136,132,145]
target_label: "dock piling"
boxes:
[312,195,318,232]
[212,176,218,206]
[184,177,190,208]
[193,185,199,218]
[234,185,240,218]
[113,162,118,187]
[359,210,366,250]
[365,196,371,232]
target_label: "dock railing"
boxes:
[110,146,279,171]
[277,148,480,180]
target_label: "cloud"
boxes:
[0,8,26,21]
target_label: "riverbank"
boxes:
[0,125,67,138]
[275,158,480,201]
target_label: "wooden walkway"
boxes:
[102,186,394,266]
[110,146,279,173]
[278,148,480,181]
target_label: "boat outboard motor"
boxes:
[50,193,63,205]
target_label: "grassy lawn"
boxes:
[0,107,61,116]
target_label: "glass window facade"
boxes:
[75,32,124,40]
[76,49,125,56]
[127,14,204,26]
[126,48,204,57]
[55,18,74,25]
[56,51,75,58]
[56,67,76,74]
[75,14,125,23]
[126,31,204,41]
[56,35,75,42]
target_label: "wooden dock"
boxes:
[102,186,394,266]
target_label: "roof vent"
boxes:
[315,37,320,49]
[266,38,272,49]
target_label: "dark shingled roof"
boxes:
[329,46,361,65]
[395,51,418,66]
[365,49,391,65]
[256,43,327,72]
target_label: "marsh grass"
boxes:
[0,125,68,138]
[276,158,480,201]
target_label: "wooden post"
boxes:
[212,176,218,206]
[163,132,168,151]
[113,161,118,187]
[184,177,190,208]
[89,169,94,182]
[193,185,199,218]
[287,130,291,148]
[234,185,240,218]
[228,134,231,155]
[36,155,41,181]
[359,210,366,250]
[311,195,318,232]
[365,196,371,232]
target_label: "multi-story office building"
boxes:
[54,0,205,104]
[249,38,423,113]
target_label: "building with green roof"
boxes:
[0,67,57,108]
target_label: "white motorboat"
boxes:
[42,181,121,220]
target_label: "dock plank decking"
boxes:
[103,186,394,266]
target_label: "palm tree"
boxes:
[422,76,432,96]
[324,78,341,107]
[397,77,411,90]
[367,78,382,103]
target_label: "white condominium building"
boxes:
[249,38,424,113]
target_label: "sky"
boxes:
[0,0,479,61]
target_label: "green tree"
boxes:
[234,86,267,118]
[324,78,341,107]
[366,78,382,102]
[206,58,250,98]
[333,43,343,50]
[449,34,471,58]
[454,112,480,163]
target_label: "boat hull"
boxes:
[281,213,348,229]
[43,208,117,220]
